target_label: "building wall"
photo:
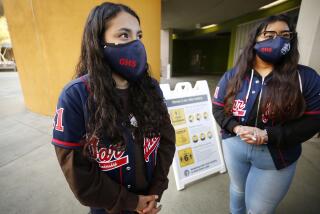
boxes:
[308,20,320,73]
[161,30,169,78]
[296,0,320,72]
[3,0,161,115]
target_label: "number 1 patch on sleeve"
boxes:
[53,108,64,132]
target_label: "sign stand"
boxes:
[160,81,226,191]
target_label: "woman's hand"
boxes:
[142,202,162,214]
[234,126,267,145]
[252,128,268,145]
[233,125,255,135]
[136,195,162,213]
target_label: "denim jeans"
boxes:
[222,136,297,214]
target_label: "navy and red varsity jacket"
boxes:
[212,64,320,170]
[52,74,175,214]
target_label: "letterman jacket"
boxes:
[52,74,176,214]
[212,64,320,169]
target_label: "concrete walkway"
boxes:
[0,72,319,213]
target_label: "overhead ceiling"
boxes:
[0,1,287,32]
[162,0,276,30]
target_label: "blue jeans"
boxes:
[222,136,297,214]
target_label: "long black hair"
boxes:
[75,2,168,150]
[224,14,305,122]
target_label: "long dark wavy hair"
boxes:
[75,2,168,150]
[224,15,306,123]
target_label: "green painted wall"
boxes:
[172,35,230,76]
[227,27,237,69]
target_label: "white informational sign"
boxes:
[160,81,226,191]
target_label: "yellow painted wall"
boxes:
[3,0,161,116]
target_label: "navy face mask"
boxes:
[254,37,291,63]
[103,40,147,81]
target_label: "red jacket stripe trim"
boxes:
[119,166,123,185]
[80,76,92,94]
[52,138,81,147]
[212,101,225,107]
[304,111,320,115]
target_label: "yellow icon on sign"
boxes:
[196,113,201,121]
[188,114,194,123]
[175,128,190,146]
[207,131,213,139]
[203,112,209,119]
[169,109,186,126]
[178,148,194,167]
[192,134,199,143]
[200,133,206,141]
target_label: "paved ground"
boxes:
[0,72,319,213]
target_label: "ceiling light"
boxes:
[259,0,288,10]
[201,24,217,29]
